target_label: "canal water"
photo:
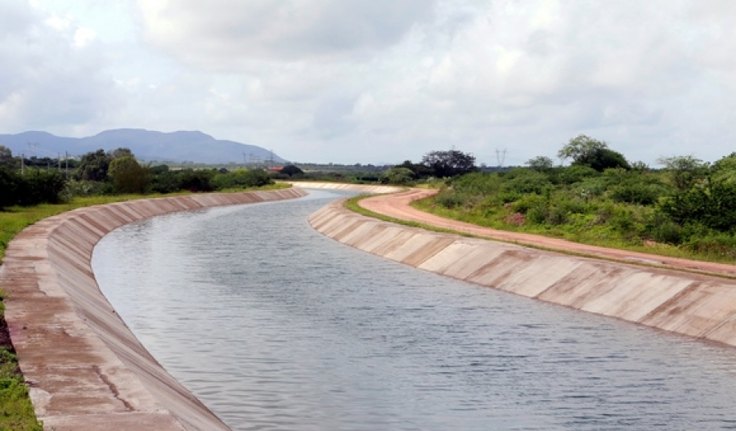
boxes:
[92,190,736,431]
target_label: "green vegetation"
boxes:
[0,339,43,431]
[1,145,277,210]
[413,137,736,263]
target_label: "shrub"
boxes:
[555,165,599,185]
[0,169,20,209]
[435,190,465,209]
[16,169,67,205]
[150,170,183,193]
[610,183,660,205]
[109,156,150,194]
[380,167,414,185]
[684,232,736,260]
[177,169,215,192]
[212,169,272,190]
[645,211,683,244]
[60,179,109,199]
[501,169,551,195]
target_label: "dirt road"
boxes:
[359,188,736,279]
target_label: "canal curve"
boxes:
[93,189,736,431]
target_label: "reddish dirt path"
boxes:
[359,188,736,279]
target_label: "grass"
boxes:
[0,184,289,430]
[344,192,736,282]
[410,196,733,264]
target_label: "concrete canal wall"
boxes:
[309,199,736,348]
[0,188,306,431]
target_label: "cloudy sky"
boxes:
[1,1,734,165]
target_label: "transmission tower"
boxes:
[495,148,507,168]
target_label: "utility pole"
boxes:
[20,153,25,175]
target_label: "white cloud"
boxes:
[73,26,96,48]
[3,0,736,165]
[0,1,121,133]
[138,0,436,65]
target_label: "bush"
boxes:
[212,169,272,190]
[380,167,414,185]
[610,182,661,205]
[501,169,551,195]
[60,179,109,199]
[645,211,683,244]
[555,165,599,185]
[435,189,465,209]
[0,169,20,209]
[109,156,150,194]
[16,170,66,205]
[661,180,736,232]
[150,170,182,194]
[177,169,215,192]
[684,232,736,260]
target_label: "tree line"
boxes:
[404,135,736,260]
[0,146,278,209]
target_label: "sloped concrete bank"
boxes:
[309,199,736,348]
[0,188,306,431]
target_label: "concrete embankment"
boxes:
[286,181,403,194]
[309,199,736,348]
[0,188,306,431]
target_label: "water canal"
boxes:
[93,189,736,430]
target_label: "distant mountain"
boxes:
[0,129,287,164]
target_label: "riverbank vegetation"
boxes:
[409,136,736,263]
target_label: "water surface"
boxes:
[93,190,736,430]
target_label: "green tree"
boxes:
[657,155,708,192]
[711,153,736,185]
[280,164,304,177]
[108,156,150,193]
[177,169,215,192]
[421,150,477,178]
[558,135,629,171]
[526,156,554,171]
[0,145,16,170]
[380,167,414,185]
[0,169,19,209]
[17,169,66,205]
[75,149,112,182]
[109,147,133,159]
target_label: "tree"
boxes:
[398,160,433,179]
[380,167,414,185]
[0,169,19,209]
[578,147,630,171]
[0,145,16,170]
[108,156,150,193]
[558,135,629,171]
[76,149,111,182]
[109,147,133,159]
[280,164,304,177]
[421,150,477,178]
[711,153,736,186]
[526,156,554,171]
[657,155,708,192]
